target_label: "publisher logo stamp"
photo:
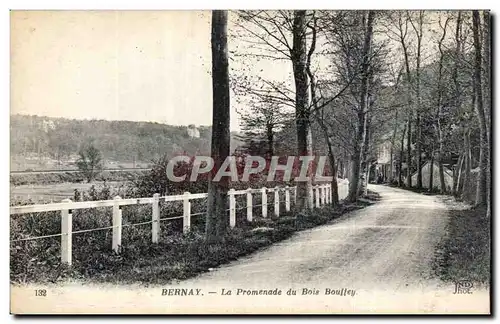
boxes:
[453,280,473,294]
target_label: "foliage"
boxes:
[131,154,210,197]
[76,144,104,182]
[237,101,293,156]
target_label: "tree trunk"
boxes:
[398,124,406,187]
[429,153,434,192]
[266,124,274,156]
[330,154,340,206]
[453,155,463,195]
[452,12,463,197]
[399,15,413,189]
[292,10,313,211]
[307,62,339,206]
[324,129,340,206]
[359,68,375,197]
[438,160,446,194]
[461,70,475,202]
[461,130,472,201]
[472,11,488,207]
[206,10,231,243]
[358,118,369,196]
[415,118,422,188]
[414,12,424,189]
[389,146,394,183]
[358,105,372,197]
[348,10,374,202]
[482,11,491,149]
[389,110,399,183]
[437,119,446,193]
[348,111,364,200]
[436,15,449,194]
[405,115,412,188]
[482,11,491,217]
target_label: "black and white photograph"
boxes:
[8,8,492,314]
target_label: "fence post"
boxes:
[285,185,291,212]
[315,186,320,208]
[183,192,191,233]
[61,198,72,265]
[112,196,122,253]
[261,187,267,218]
[274,187,280,217]
[152,193,160,243]
[229,189,236,228]
[246,188,253,222]
[309,186,314,210]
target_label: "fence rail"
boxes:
[10,180,349,265]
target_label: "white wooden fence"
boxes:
[10,180,349,265]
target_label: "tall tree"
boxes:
[206,10,231,243]
[435,15,451,194]
[472,10,488,207]
[291,10,315,210]
[482,11,491,217]
[409,11,425,189]
[347,10,375,202]
[452,11,464,196]
[482,11,491,150]
[388,65,404,183]
[306,14,340,206]
[387,11,414,188]
[234,10,323,210]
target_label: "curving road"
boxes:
[182,184,449,291]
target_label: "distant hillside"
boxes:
[10,114,243,171]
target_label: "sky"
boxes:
[11,11,250,131]
[10,10,454,132]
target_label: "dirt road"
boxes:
[183,184,449,291]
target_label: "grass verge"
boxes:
[11,191,380,286]
[433,205,490,287]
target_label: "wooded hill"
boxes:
[10,114,243,167]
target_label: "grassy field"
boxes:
[10,157,151,172]
[10,181,126,203]
[10,169,147,186]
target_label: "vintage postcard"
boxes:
[10,9,491,314]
